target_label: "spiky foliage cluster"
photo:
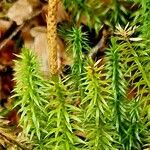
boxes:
[107,24,150,149]
[114,24,150,119]
[140,0,150,44]
[59,26,116,149]
[81,59,115,150]
[41,76,85,149]
[106,38,128,148]
[132,0,150,38]
[13,48,50,141]
[124,99,148,150]
[61,27,89,89]
[13,48,84,149]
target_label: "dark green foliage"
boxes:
[106,38,128,148]
[108,24,150,149]
[108,0,129,25]
[123,99,148,150]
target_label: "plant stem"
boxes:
[0,129,30,150]
[47,0,58,75]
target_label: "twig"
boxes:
[0,9,42,50]
[0,24,24,50]
[89,28,109,59]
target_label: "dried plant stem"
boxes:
[47,0,58,75]
[0,129,30,150]
[0,23,24,50]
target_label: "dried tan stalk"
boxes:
[47,0,58,75]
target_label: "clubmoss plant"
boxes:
[59,26,90,100]
[81,59,115,150]
[106,37,128,148]
[42,76,85,149]
[65,27,89,87]
[114,23,150,120]
[13,48,50,141]
[107,23,150,149]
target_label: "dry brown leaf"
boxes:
[7,0,34,25]
[21,17,40,48]
[30,26,49,74]
[21,26,34,48]
[30,26,66,75]
[28,0,41,8]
